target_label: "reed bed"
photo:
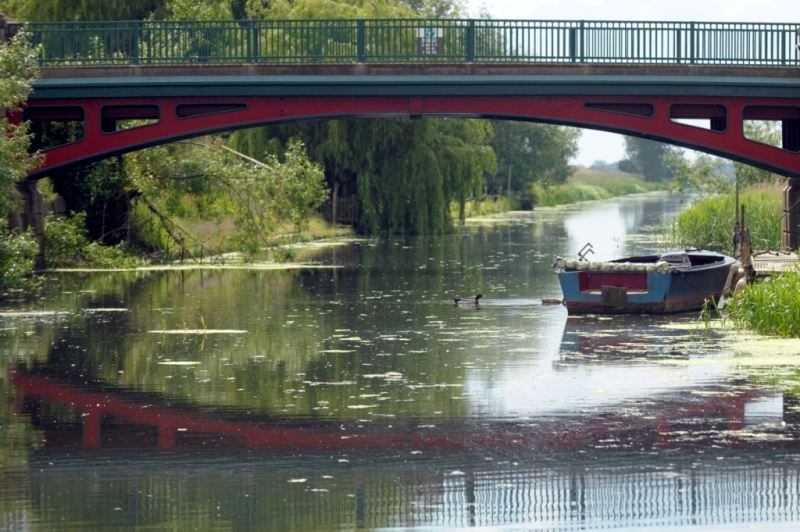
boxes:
[727,271,800,337]
[668,185,782,255]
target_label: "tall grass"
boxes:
[534,169,663,207]
[727,271,800,337]
[668,185,782,254]
[459,195,517,219]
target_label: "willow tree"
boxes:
[299,118,494,234]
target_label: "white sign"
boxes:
[417,27,443,55]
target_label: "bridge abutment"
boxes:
[782,120,800,250]
[0,13,8,43]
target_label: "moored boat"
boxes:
[553,250,737,315]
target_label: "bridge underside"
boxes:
[15,71,800,247]
[21,93,800,179]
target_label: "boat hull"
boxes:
[556,253,736,315]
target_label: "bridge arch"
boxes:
[21,92,800,180]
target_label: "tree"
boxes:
[490,121,579,194]
[122,138,328,256]
[0,32,39,216]
[1,0,168,21]
[621,137,676,182]
[294,118,494,234]
[0,33,40,287]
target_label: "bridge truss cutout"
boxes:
[101,105,160,133]
[669,104,727,132]
[23,106,84,151]
[743,106,800,152]
[584,102,654,118]
[175,103,247,119]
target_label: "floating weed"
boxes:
[147,329,247,335]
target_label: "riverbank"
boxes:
[533,168,665,207]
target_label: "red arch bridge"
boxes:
[4,18,800,244]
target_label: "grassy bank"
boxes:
[457,196,517,220]
[727,271,800,337]
[533,168,663,207]
[667,184,782,255]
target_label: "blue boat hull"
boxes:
[556,252,736,315]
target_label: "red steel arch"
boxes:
[21,93,800,180]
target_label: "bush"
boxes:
[0,222,38,289]
[43,212,89,267]
[44,212,144,268]
[82,241,144,268]
[668,186,782,254]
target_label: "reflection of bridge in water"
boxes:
[11,364,781,452]
[11,364,800,529]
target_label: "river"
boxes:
[2,191,800,530]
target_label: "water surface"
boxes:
[3,192,800,530]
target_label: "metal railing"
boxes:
[5,19,800,67]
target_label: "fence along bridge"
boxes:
[4,17,800,244]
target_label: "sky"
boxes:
[462,0,789,166]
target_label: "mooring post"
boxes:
[782,177,800,251]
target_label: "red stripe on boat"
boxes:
[578,272,649,291]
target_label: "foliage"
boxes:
[43,212,144,267]
[224,140,328,254]
[457,195,517,219]
[2,0,168,21]
[533,168,661,207]
[727,271,800,338]
[737,121,783,187]
[49,159,134,243]
[489,121,579,199]
[667,185,782,254]
[620,137,677,182]
[122,138,327,256]
[667,153,733,194]
[0,33,39,217]
[81,241,143,268]
[0,220,38,289]
[292,118,494,234]
[668,122,782,196]
[42,212,89,267]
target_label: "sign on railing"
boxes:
[3,19,799,67]
[417,27,443,55]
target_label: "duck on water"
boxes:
[454,294,482,307]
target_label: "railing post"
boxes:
[676,28,682,63]
[131,21,140,64]
[569,27,577,62]
[579,20,585,62]
[689,22,695,64]
[357,19,365,62]
[253,22,260,62]
[246,20,252,62]
[466,20,475,62]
